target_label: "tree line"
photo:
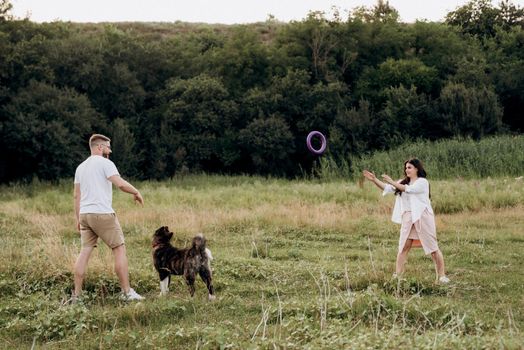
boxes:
[0,0,523,182]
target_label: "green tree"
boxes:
[96,63,146,120]
[155,74,239,174]
[274,12,359,83]
[46,32,104,93]
[239,114,295,175]
[377,85,433,145]
[208,26,270,93]
[328,99,375,159]
[451,54,490,87]
[437,82,503,138]
[0,0,12,21]
[409,21,472,79]
[499,0,524,29]
[446,0,524,37]
[351,0,400,23]
[493,60,524,131]
[0,81,99,182]
[110,118,139,179]
[446,0,500,37]
[6,33,55,90]
[0,30,11,104]
[355,58,439,106]
[489,27,524,131]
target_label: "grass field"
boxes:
[0,175,523,349]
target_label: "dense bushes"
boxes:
[0,0,523,181]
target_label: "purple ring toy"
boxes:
[306,131,327,155]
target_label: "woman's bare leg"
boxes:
[430,249,446,279]
[396,239,413,275]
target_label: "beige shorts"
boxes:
[79,213,125,249]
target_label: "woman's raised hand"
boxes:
[362,170,376,181]
[381,174,393,184]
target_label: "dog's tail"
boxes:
[205,247,213,261]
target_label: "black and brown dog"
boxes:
[152,226,215,300]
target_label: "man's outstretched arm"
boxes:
[108,175,144,206]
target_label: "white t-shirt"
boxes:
[74,155,120,214]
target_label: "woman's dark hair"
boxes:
[395,158,430,197]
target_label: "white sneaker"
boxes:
[438,276,450,284]
[123,288,144,301]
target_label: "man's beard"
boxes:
[103,152,110,159]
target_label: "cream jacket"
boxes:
[382,177,434,224]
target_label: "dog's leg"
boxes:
[184,271,196,297]
[199,268,215,301]
[159,277,170,296]
[159,271,170,296]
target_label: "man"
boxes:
[73,134,144,301]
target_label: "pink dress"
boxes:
[400,209,439,255]
[383,178,439,255]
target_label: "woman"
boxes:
[363,158,450,283]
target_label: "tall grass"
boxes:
[317,135,524,180]
[0,147,523,347]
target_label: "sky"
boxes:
[10,0,524,24]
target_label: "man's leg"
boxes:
[96,214,130,293]
[74,247,94,296]
[113,244,130,293]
